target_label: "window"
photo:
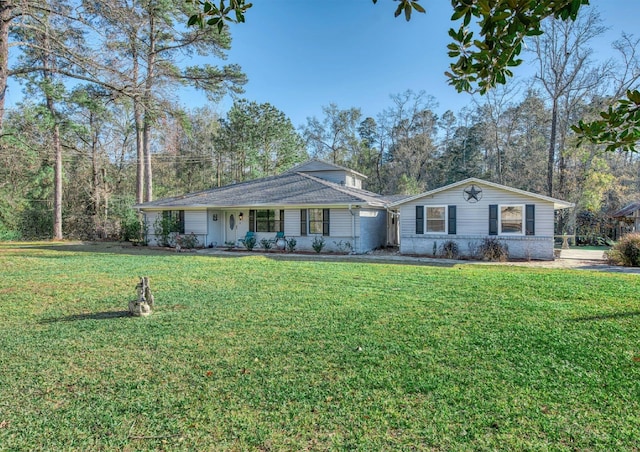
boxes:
[162,210,185,234]
[426,206,446,233]
[500,205,524,234]
[307,208,330,236]
[250,209,283,232]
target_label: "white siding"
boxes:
[398,183,557,260]
[145,212,160,237]
[330,209,355,237]
[400,185,555,237]
[284,209,301,237]
[185,211,207,235]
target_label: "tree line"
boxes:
[0,3,638,242]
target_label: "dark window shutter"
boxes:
[489,204,498,235]
[415,206,424,234]
[322,209,330,236]
[526,204,535,236]
[300,209,307,236]
[448,205,457,235]
[178,210,185,234]
[249,210,256,232]
[279,210,285,233]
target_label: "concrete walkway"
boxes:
[556,249,606,261]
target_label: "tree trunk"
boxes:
[143,116,153,202]
[48,99,63,240]
[0,1,13,132]
[134,98,144,204]
[547,98,558,197]
[142,12,156,202]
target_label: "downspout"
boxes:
[348,204,356,253]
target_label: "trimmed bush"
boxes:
[312,236,325,253]
[606,233,640,267]
[286,237,297,252]
[243,236,257,251]
[259,238,273,250]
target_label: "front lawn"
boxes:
[1,242,638,450]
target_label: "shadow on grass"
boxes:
[570,311,640,322]
[40,310,132,323]
[3,241,176,257]
[4,241,460,267]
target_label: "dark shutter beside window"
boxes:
[322,209,330,236]
[178,210,185,234]
[448,205,457,235]
[300,209,307,236]
[249,210,256,232]
[489,204,498,235]
[415,206,424,234]
[526,204,535,236]
[279,210,285,233]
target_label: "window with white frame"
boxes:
[426,206,447,233]
[500,205,524,234]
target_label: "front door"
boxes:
[226,212,238,245]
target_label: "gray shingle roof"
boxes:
[135,172,390,209]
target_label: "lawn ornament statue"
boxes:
[129,276,154,317]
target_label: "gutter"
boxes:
[348,204,356,253]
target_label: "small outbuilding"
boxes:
[612,202,640,237]
[390,178,574,260]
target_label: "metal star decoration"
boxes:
[463,184,483,203]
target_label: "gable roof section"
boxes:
[285,159,368,179]
[135,171,388,209]
[390,177,574,210]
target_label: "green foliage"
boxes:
[333,240,353,253]
[447,0,588,94]
[606,233,640,266]
[285,237,297,252]
[117,208,143,243]
[189,0,426,31]
[312,236,325,253]
[153,214,180,247]
[438,240,460,259]
[259,237,272,250]
[479,237,509,262]
[176,233,200,249]
[573,89,640,153]
[243,235,257,250]
[0,223,21,241]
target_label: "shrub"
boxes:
[0,223,21,241]
[153,214,180,247]
[479,237,509,262]
[606,233,640,267]
[259,238,272,250]
[176,233,199,249]
[439,240,459,259]
[333,240,352,253]
[286,237,297,252]
[243,236,257,251]
[312,236,325,253]
[122,214,147,245]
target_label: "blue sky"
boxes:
[5,1,637,129]
[206,0,639,128]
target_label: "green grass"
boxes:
[1,242,639,450]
